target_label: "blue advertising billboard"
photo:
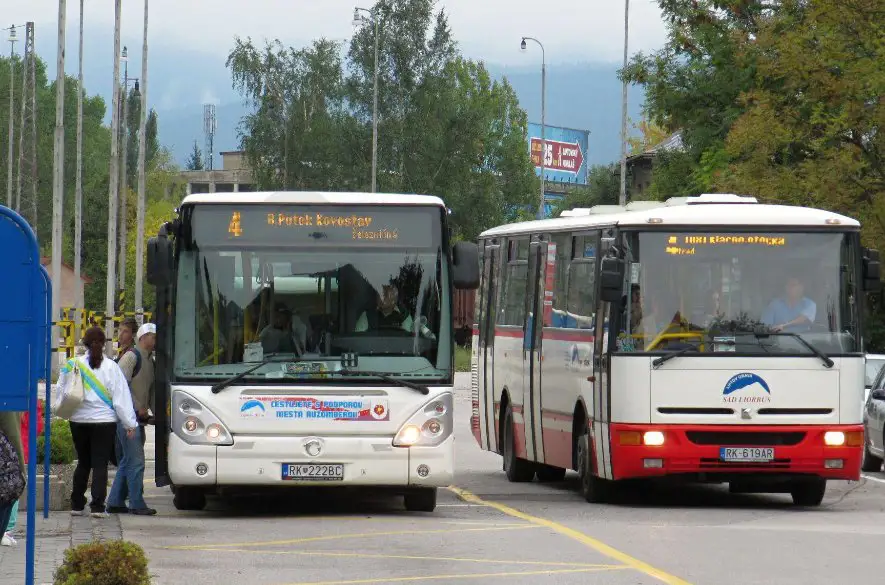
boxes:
[527,123,590,185]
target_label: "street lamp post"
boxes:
[353,6,379,193]
[521,36,546,220]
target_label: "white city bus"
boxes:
[470,194,881,506]
[147,192,478,512]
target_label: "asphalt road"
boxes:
[126,376,885,585]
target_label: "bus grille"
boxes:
[686,431,805,446]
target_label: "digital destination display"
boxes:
[665,234,787,256]
[192,204,438,247]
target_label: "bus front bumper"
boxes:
[607,423,862,482]
[167,433,454,488]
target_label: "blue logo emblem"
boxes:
[723,373,771,402]
[240,399,266,413]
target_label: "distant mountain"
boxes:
[36,30,644,170]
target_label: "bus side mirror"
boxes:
[863,248,881,292]
[147,236,173,287]
[599,256,626,304]
[452,241,480,290]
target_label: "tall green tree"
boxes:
[226,0,536,241]
[620,0,780,195]
[718,0,885,242]
[226,37,359,191]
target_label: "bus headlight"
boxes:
[393,392,454,448]
[172,391,233,446]
[643,431,665,446]
[824,431,845,446]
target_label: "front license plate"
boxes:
[719,447,774,462]
[282,463,344,481]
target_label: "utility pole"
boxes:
[106,0,122,348]
[51,1,67,377]
[618,0,630,207]
[135,0,149,322]
[6,25,17,209]
[74,0,84,324]
[118,46,129,312]
[15,23,36,228]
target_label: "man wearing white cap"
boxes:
[106,323,157,516]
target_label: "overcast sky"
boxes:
[8,0,668,67]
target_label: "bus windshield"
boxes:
[617,230,861,355]
[171,204,451,382]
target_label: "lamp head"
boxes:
[520,38,527,52]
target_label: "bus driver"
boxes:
[761,276,816,333]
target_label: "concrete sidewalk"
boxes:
[0,510,123,584]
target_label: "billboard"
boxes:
[527,123,590,185]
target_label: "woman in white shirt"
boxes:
[54,326,138,518]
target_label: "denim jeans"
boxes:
[107,424,147,510]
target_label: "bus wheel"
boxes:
[503,405,536,482]
[536,465,567,482]
[173,487,207,511]
[861,441,883,472]
[576,433,608,503]
[404,487,437,512]
[790,479,826,506]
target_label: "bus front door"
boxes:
[522,239,548,464]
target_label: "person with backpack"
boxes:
[107,323,157,516]
[53,326,138,518]
[0,412,24,539]
[2,401,44,546]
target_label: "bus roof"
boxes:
[480,194,860,238]
[181,191,446,208]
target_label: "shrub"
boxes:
[54,540,151,585]
[37,418,76,465]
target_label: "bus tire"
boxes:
[404,488,437,512]
[576,433,609,503]
[536,465,567,482]
[790,478,826,506]
[503,405,536,482]
[173,487,207,511]
[861,440,883,472]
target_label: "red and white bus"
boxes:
[470,194,881,505]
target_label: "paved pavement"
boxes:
[5,373,885,584]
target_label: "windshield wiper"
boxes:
[210,353,287,394]
[652,343,701,369]
[754,331,834,368]
[339,370,430,395]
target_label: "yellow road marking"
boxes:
[165,524,538,550]
[448,487,693,585]
[278,566,629,585]
[175,546,618,569]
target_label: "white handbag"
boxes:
[55,359,85,420]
